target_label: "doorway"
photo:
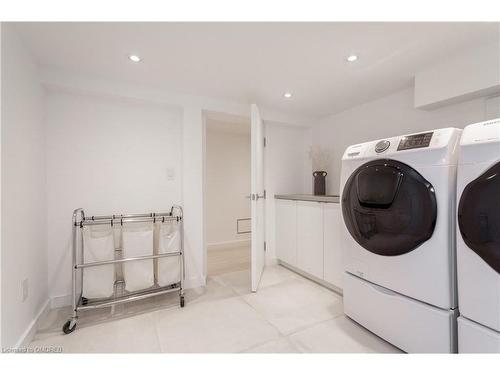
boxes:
[204,112,252,279]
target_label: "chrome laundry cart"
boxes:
[63,206,185,334]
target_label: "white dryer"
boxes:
[340,128,462,353]
[456,118,500,353]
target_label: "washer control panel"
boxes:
[375,140,390,153]
[397,132,433,151]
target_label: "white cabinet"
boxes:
[297,201,324,280]
[275,199,297,267]
[323,203,343,289]
[275,198,343,290]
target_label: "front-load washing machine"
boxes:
[340,128,462,353]
[456,118,500,353]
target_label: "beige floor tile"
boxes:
[242,277,344,335]
[183,276,238,305]
[213,269,252,295]
[34,292,183,341]
[288,315,402,353]
[152,296,280,353]
[34,306,73,341]
[214,265,331,298]
[207,245,250,276]
[259,265,301,289]
[29,312,161,353]
[29,258,403,354]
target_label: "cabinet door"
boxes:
[275,199,297,266]
[323,203,343,288]
[297,201,324,279]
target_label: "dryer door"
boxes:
[458,161,500,274]
[342,159,437,256]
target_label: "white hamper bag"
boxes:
[156,221,181,287]
[82,226,115,299]
[122,223,154,292]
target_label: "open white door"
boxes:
[251,104,266,292]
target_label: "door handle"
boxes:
[246,193,266,201]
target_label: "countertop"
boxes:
[274,194,340,203]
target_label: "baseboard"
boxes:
[207,239,250,251]
[15,299,50,349]
[183,275,206,289]
[266,257,278,266]
[51,294,72,309]
[278,260,343,296]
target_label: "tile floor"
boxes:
[28,265,401,353]
[207,245,251,276]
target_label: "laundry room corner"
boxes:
[0,5,499,365]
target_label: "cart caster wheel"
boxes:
[62,320,76,334]
[180,296,185,308]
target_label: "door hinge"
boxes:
[264,241,267,251]
[263,137,266,147]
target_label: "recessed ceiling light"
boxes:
[283,92,293,99]
[346,54,358,62]
[128,54,141,63]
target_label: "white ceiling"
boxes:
[14,22,499,117]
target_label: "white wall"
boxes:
[45,90,182,303]
[39,69,311,290]
[312,87,490,194]
[1,24,47,348]
[265,122,312,263]
[206,126,251,247]
[486,95,500,119]
[415,40,500,109]
[180,105,206,288]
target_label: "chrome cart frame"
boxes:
[63,206,185,334]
